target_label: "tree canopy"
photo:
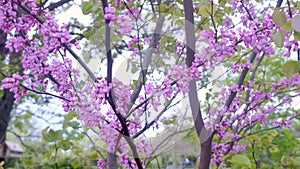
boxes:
[1,0,300,169]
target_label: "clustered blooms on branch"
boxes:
[0,1,201,168]
[104,4,136,34]
[1,0,300,168]
[1,74,26,102]
[196,0,300,163]
[0,0,76,107]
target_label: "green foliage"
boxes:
[9,119,100,169]
[82,1,94,15]
[42,127,62,142]
[163,115,178,126]
[231,129,300,169]
[88,28,105,45]
[227,154,251,168]
[273,31,285,48]
[294,30,300,41]
[0,90,4,98]
[282,20,293,31]
[281,60,300,80]
[272,9,287,26]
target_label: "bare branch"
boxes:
[47,0,74,11]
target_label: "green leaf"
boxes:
[272,9,287,26]
[83,30,93,39]
[273,31,285,48]
[83,54,91,63]
[163,99,171,107]
[292,14,300,32]
[72,161,81,169]
[131,66,138,74]
[41,126,50,135]
[198,6,210,17]
[43,151,52,158]
[90,153,100,160]
[294,31,300,41]
[246,135,261,141]
[172,6,182,17]
[43,129,62,142]
[69,121,80,128]
[66,111,78,120]
[59,140,71,150]
[177,0,184,5]
[224,6,234,16]
[290,157,300,166]
[89,28,104,45]
[281,155,290,166]
[0,91,4,98]
[199,0,210,6]
[227,154,251,168]
[281,60,300,80]
[268,144,279,153]
[283,20,293,31]
[24,159,34,166]
[219,0,227,7]
[82,2,94,15]
[160,4,169,13]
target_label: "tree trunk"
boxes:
[183,0,214,168]
[198,135,213,169]
[0,90,14,144]
[0,30,15,145]
[0,30,17,168]
[107,152,118,169]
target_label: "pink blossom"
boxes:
[97,159,108,169]
[136,139,152,158]
[104,5,116,27]
[116,15,133,34]
[112,79,131,115]
[127,36,139,50]
[1,74,27,102]
[145,83,154,95]
[188,63,201,80]
[223,18,233,27]
[171,65,192,94]
[162,75,173,98]
[273,119,293,128]
[126,8,141,20]
[175,42,186,56]
[94,79,112,105]
[5,36,26,52]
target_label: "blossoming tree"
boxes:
[1,0,300,168]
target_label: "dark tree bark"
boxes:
[0,30,15,145]
[0,30,22,167]
[47,0,74,11]
[0,0,75,147]
[0,90,14,144]
[107,153,118,169]
[184,0,214,168]
[0,29,24,144]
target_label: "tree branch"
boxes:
[184,1,214,169]
[7,129,33,150]
[133,94,177,138]
[47,0,74,11]
[16,2,98,83]
[128,7,166,111]
[231,52,256,104]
